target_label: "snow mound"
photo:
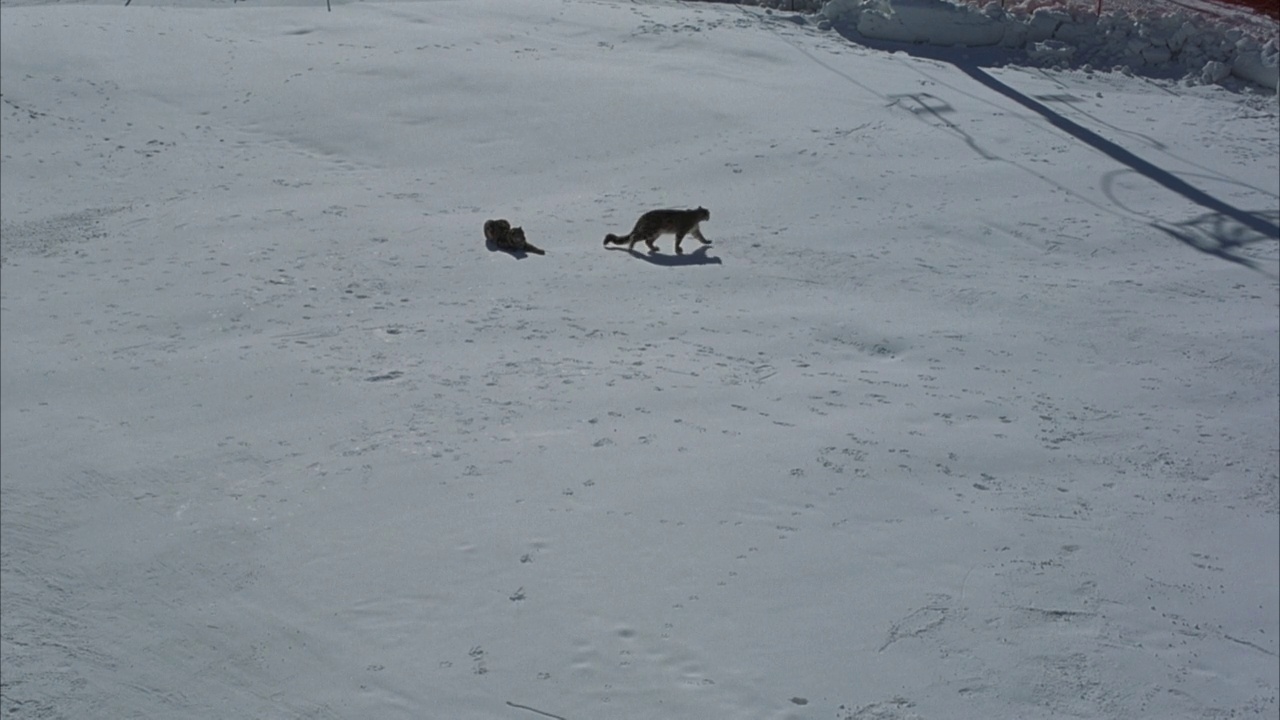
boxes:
[822,0,1279,90]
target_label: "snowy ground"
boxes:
[2,0,1278,718]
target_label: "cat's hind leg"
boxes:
[632,231,657,253]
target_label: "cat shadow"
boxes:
[609,244,722,267]
[485,238,539,259]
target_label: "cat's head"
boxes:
[696,206,710,221]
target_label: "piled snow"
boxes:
[822,0,1280,89]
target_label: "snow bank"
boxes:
[822,0,1279,90]
[846,0,1009,45]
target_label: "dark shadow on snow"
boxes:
[607,244,723,266]
[1153,210,1280,271]
[955,63,1280,244]
[823,22,1280,271]
[485,237,542,259]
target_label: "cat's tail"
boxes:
[603,233,629,247]
[524,243,546,255]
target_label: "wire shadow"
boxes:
[955,62,1279,245]
[816,20,1279,272]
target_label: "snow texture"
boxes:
[822,0,1279,90]
[1,0,1278,718]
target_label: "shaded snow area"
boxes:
[821,0,1279,90]
[1,0,1278,718]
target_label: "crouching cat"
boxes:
[484,219,545,255]
[604,207,711,255]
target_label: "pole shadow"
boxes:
[954,61,1280,242]
[825,21,1280,271]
